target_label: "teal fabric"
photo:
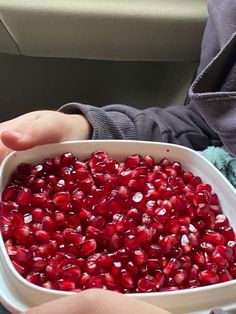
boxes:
[0,305,9,314]
[200,146,236,188]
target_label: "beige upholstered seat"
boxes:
[0,0,207,61]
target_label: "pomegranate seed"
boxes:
[218,269,233,282]
[103,273,116,289]
[26,272,41,285]
[215,214,229,228]
[198,270,219,284]
[80,239,97,256]
[32,257,47,271]
[174,269,188,285]
[155,270,165,289]
[120,270,135,289]
[42,216,56,232]
[220,226,235,241]
[2,186,17,201]
[35,230,50,243]
[138,275,156,292]
[160,235,178,254]
[132,249,147,265]
[14,226,31,240]
[17,188,32,206]
[53,192,70,207]
[31,208,45,222]
[202,230,225,245]
[56,279,75,291]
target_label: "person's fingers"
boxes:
[0,111,91,152]
[0,111,68,150]
[24,289,171,314]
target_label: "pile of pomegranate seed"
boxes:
[0,151,235,293]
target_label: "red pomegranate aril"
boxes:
[54,212,66,226]
[174,269,188,285]
[132,249,147,265]
[37,241,57,257]
[16,246,31,263]
[80,239,97,257]
[138,275,156,292]
[103,273,116,289]
[109,233,122,251]
[31,193,48,206]
[14,226,31,240]
[198,270,219,284]
[124,235,139,251]
[229,263,236,279]
[32,257,47,272]
[144,155,155,169]
[17,188,32,206]
[202,230,225,245]
[180,234,191,253]
[56,279,75,291]
[99,254,114,269]
[42,216,56,232]
[120,270,135,289]
[53,192,70,207]
[163,258,180,276]
[196,183,212,193]
[46,264,58,280]
[191,176,202,187]
[204,212,216,229]
[159,235,178,254]
[167,217,180,233]
[193,251,206,266]
[220,226,235,241]
[2,186,16,201]
[215,214,229,228]
[26,272,41,285]
[155,270,165,289]
[35,230,50,243]
[205,262,218,273]
[111,261,122,277]
[61,265,81,281]
[218,269,233,282]
[31,208,45,222]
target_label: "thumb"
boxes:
[0,111,71,151]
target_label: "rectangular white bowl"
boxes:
[0,140,236,314]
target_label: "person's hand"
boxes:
[0,110,92,163]
[21,288,171,314]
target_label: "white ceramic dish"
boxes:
[0,140,236,314]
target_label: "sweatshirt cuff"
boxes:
[58,102,137,140]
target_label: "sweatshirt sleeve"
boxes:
[59,102,220,151]
[60,0,236,156]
